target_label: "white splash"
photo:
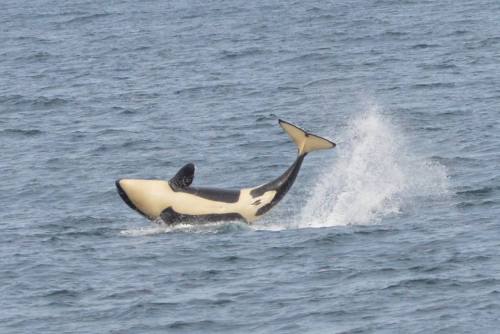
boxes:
[120,220,250,236]
[120,225,173,236]
[298,107,448,228]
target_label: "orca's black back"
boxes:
[176,186,241,203]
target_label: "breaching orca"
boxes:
[116,119,335,224]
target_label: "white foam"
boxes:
[120,225,173,236]
[120,220,250,236]
[297,105,448,228]
[250,221,287,232]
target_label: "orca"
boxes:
[116,119,335,224]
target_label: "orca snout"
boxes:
[115,178,172,220]
[115,179,125,198]
[116,179,135,210]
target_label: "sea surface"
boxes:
[1,0,500,333]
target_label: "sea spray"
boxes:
[120,221,250,236]
[298,108,448,228]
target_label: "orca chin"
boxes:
[115,119,336,225]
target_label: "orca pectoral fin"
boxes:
[160,207,182,224]
[169,163,195,189]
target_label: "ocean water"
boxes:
[1,0,500,332]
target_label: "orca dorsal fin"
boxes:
[169,163,195,189]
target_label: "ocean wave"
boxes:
[60,13,113,25]
[43,289,79,298]
[15,51,54,61]
[456,200,499,208]
[304,77,344,88]
[480,36,500,47]
[418,63,459,70]
[1,129,43,136]
[277,52,333,65]
[383,278,461,290]
[174,83,237,96]
[412,82,456,89]
[0,95,68,109]
[456,186,497,198]
[410,43,441,49]
[220,47,266,59]
[167,320,218,330]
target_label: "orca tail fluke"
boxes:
[279,119,336,156]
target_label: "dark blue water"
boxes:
[1,0,500,332]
